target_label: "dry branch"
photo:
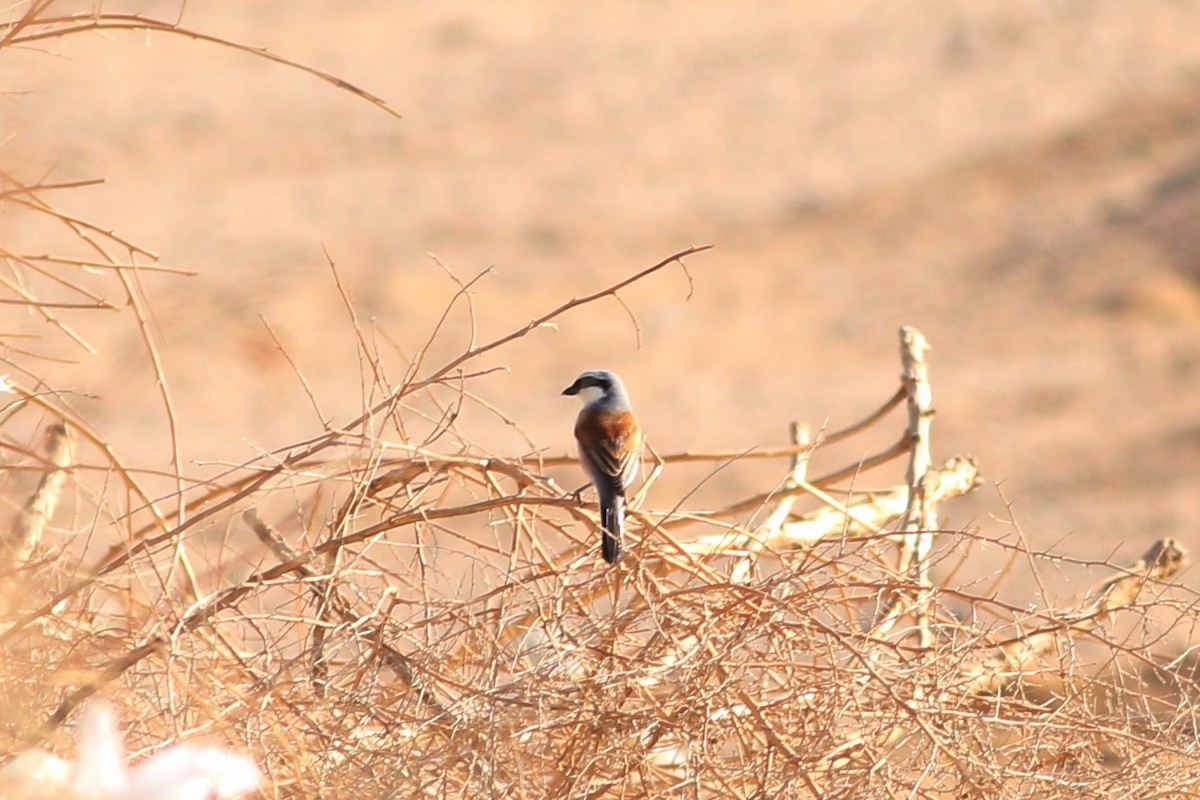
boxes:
[5,422,71,570]
[243,509,450,720]
[685,456,980,555]
[893,326,937,647]
[0,10,401,120]
[961,538,1189,696]
[779,455,978,549]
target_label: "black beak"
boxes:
[562,383,579,396]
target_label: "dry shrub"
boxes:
[3,5,1200,799]
[2,254,1197,800]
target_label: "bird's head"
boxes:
[562,369,624,406]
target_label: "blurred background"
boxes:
[4,0,1200,601]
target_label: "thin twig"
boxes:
[2,12,401,119]
[243,509,452,719]
[961,538,1188,696]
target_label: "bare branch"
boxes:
[4,422,71,570]
[961,538,1189,696]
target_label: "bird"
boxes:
[562,369,644,564]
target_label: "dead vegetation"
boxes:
[3,4,1200,798]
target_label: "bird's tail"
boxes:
[601,493,625,564]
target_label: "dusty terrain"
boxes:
[5,0,1200,607]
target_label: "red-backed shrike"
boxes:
[562,369,644,564]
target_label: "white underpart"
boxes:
[577,385,606,405]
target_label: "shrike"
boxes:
[562,370,644,564]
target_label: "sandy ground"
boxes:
[5,1,1200,607]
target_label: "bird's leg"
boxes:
[568,483,592,504]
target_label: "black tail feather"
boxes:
[601,494,625,564]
